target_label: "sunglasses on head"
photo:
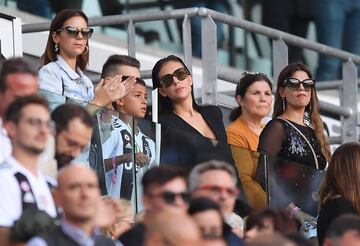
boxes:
[121,75,145,84]
[283,77,315,91]
[159,67,190,88]
[151,191,190,205]
[56,26,94,39]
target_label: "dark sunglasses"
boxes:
[56,26,94,39]
[159,67,190,88]
[151,191,190,204]
[121,75,145,84]
[284,77,315,91]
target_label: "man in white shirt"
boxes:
[0,58,38,164]
[0,95,56,245]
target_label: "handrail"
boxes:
[22,7,360,63]
[22,7,199,33]
[200,8,360,64]
[20,7,358,144]
[319,101,352,118]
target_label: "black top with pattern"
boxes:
[258,118,326,170]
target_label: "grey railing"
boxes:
[22,7,359,144]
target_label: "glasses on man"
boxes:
[21,117,53,131]
[150,191,191,205]
[56,26,94,39]
[197,185,238,197]
[159,67,190,88]
[283,77,315,91]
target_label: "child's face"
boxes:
[122,83,147,118]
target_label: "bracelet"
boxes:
[111,157,117,184]
[290,206,300,219]
[112,156,117,170]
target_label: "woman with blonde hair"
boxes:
[99,196,135,240]
[317,142,360,246]
[258,63,331,170]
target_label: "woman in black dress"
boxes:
[258,63,331,170]
[317,142,360,246]
[151,55,234,170]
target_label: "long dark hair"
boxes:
[319,142,360,213]
[273,63,331,162]
[229,72,272,122]
[40,9,90,71]
[152,55,198,114]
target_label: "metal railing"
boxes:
[22,7,359,144]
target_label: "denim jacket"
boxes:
[38,55,94,111]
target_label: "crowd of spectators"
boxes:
[1,6,360,246]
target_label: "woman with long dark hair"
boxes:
[258,63,331,170]
[317,142,360,246]
[39,9,135,110]
[152,55,234,170]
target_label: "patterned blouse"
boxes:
[258,118,326,170]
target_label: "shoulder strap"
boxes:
[41,226,79,246]
[14,172,39,211]
[277,117,319,169]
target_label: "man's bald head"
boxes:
[145,211,202,246]
[55,165,100,223]
[57,165,98,188]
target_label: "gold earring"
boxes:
[83,45,89,54]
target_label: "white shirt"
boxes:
[0,157,57,227]
[0,118,12,165]
[38,55,94,111]
[102,117,155,207]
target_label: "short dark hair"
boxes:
[0,58,37,92]
[229,72,272,122]
[142,165,187,195]
[188,197,221,215]
[245,208,298,234]
[4,95,48,123]
[51,103,93,133]
[101,54,140,78]
[326,214,360,239]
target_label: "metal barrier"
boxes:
[22,7,359,144]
